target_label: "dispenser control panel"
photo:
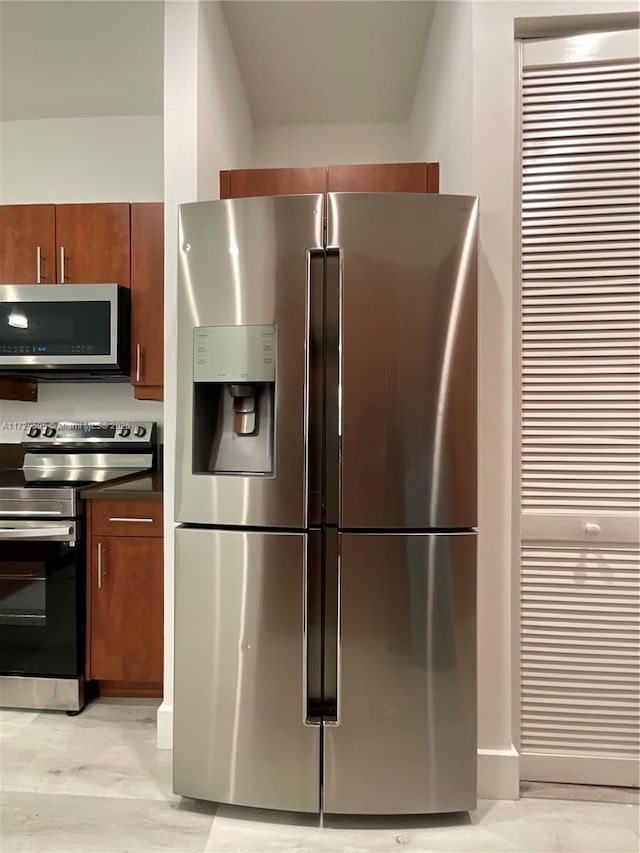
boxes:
[193,325,276,383]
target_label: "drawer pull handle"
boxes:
[108,516,155,523]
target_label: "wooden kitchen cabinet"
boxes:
[220,167,327,199]
[86,498,163,697]
[55,203,130,286]
[0,204,56,284]
[0,204,50,400]
[90,498,163,537]
[220,162,440,199]
[0,200,165,400]
[131,203,164,401]
[327,162,439,193]
[0,202,130,286]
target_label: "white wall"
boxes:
[160,0,198,752]
[410,1,472,194]
[197,0,253,199]
[253,122,411,168]
[159,0,253,749]
[0,116,163,204]
[467,0,638,798]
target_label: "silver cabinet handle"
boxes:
[108,516,154,523]
[36,246,41,282]
[136,344,142,382]
[97,542,103,588]
[583,522,602,537]
[59,246,66,283]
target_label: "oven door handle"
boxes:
[0,526,74,540]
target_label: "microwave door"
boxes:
[0,283,129,377]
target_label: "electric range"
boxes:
[0,420,157,713]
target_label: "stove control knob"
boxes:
[133,426,146,438]
[119,426,131,438]
[43,425,56,438]
[26,425,41,438]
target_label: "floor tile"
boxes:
[1,791,216,852]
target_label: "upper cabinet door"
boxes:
[131,203,164,398]
[220,167,327,199]
[329,193,478,530]
[55,203,130,286]
[0,204,56,284]
[327,162,439,194]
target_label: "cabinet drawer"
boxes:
[90,500,163,537]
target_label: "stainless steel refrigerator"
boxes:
[173,192,478,815]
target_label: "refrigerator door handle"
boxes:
[322,527,340,727]
[306,248,325,526]
[303,543,321,728]
[324,548,341,727]
[324,248,342,527]
[305,249,312,523]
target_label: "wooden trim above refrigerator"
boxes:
[219,163,441,199]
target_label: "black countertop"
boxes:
[80,471,163,501]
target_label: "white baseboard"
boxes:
[521,752,639,788]
[156,701,173,750]
[478,745,520,799]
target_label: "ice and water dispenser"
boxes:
[192,325,276,476]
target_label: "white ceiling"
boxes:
[222,1,435,126]
[0,1,164,121]
[0,1,434,127]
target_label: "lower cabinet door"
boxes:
[323,532,477,815]
[174,527,320,813]
[90,536,163,682]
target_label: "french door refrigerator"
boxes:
[174,192,478,815]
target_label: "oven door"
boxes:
[0,520,83,676]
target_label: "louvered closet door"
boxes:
[520,31,640,788]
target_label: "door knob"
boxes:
[583,522,601,537]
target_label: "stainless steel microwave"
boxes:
[0,284,130,379]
